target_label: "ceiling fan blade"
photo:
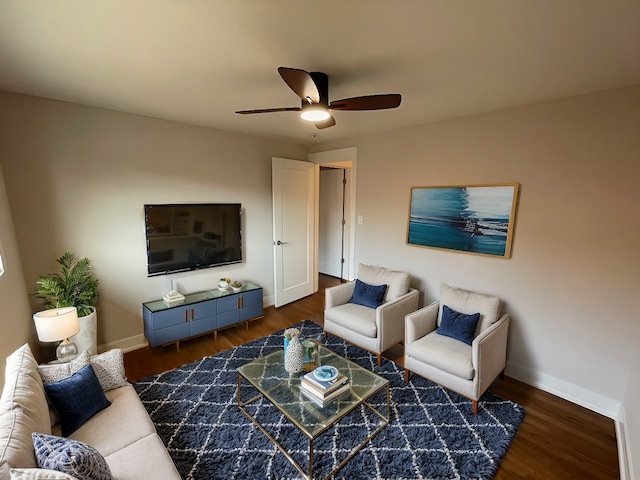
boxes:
[329,94,401,111]
[278,67,320,104]
[314,115,336,130]
[235,107,301,114]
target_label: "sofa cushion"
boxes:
[358,264,410,302]
[104,434,180,480]
[38,350,127,393]
[57,385,156,458]
[10,468,79,479]
[1,344,51,435]
[437,305,481,346]
[37,352,89,385]
[324,303,377,338]
[349,279,387,309]
[88,350,127,392]
[0,409,40,477]
[439,284,501,335]
[33,433,111,480]
[406,331,475,380]
[43,365,110,437]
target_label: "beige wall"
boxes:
[312,85,640,417]
[0,92,307,354]
[0,166,34,385]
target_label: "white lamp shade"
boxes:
[33,307,80,342]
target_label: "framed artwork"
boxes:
[407,183,519,258]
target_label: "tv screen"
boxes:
[144,203,242,276]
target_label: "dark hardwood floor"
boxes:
[124,275,620,480]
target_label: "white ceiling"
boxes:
[1,1,639,146]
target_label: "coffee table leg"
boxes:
[308,438,314,479]
[237,375,390,480]
[323,383,390,479]
[237,374,312,479]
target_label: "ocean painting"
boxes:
[407,184,519,258]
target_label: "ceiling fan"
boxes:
[235,67,402,129]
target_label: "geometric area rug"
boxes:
[133,320,525,480]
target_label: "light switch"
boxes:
[357,215,363,225]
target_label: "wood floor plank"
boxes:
[124,275,620,479]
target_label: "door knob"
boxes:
[275,240,290,245]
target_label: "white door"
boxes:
[272,158,318,307]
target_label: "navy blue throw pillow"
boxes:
[349,279,388,309]
[44,363,111,436]
[437,305,481,345]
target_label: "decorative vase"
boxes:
[284,335,304,373]
[302,338,319,371]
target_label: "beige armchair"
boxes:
[404,284,510,414]
[324,264,419,366]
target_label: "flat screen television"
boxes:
[144,203,242,276]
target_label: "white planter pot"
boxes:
[70,307,97,356]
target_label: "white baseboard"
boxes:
[507,361,629,477]
[98,334,147,354]
[264,294,275,308]
[617,404,633,480]
[506,360,620,419]
[319,262,342,278]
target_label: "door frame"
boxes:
[308,147,357,281]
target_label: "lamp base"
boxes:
[56,339,78,362]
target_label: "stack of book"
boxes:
[162,290,185,307]
[300,370,349,407]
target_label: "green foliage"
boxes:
[33,252,99,317]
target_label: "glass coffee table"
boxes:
[237,341,390,480]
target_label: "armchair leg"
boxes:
[472,400,478,415]
[377,353,382,367]
[405,369,410,383]
[323,331,327,341]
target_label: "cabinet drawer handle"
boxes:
[184,310,188,323]
[191,309,194,320]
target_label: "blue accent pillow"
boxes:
[33,432,112,480]
[437,305,481,345]
[43,364,111,436]
[349,279,388,309]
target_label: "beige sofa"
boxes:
[0,344,180,480]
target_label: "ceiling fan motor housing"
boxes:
[305,72,329,107]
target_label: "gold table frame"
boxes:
[237,342,390,480]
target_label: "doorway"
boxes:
[311,146,356,284]
[318,166,348,281]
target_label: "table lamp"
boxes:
[33,306,80,361]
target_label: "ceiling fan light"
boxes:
[300,106,330,121]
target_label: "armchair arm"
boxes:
[377,288,420,350]
[325,281,356,309]
[472,313,510,395]
[405,300,439,344]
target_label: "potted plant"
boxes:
[33,252,99,356]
